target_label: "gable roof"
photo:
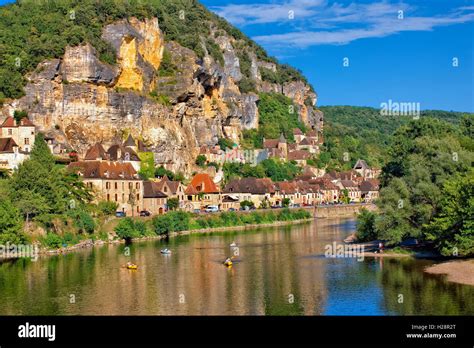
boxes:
[275,181,299,194]
[18,118,35,127]
[154,175,182,195]
[340,180,359,188]
[298,137,312,146]
[107,145,140,162]
[306,130,317,137]
[1,117,16,128]
[288,150,311,161]
[360,179,380,192]
[187,173,219,194]
[123,134,136,147]
[0,138,18,153]
[354,159,369,170]
[84,143,108,161]
[263,139,279,149]
[223,177,275,194]
[143,181,167,198]
[293,128,303,135]
[68,161,139,180]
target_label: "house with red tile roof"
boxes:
[184,173,221,211]
[143,181,168,215]
[223,177,276,208]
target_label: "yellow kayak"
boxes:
[224,261,233,267]
[126,264,138,270]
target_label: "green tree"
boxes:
[425,173,474,257]
[0,199,24,245]
[195,155,207,167]
[167,198,179,211]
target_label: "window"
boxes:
[8,129,12,135]
[122,194,125,203]
[129,182,132,189]
[136,183,140,189]
[122,182,124,190]
[115,194,118,202]
[107,194,110,201]
[115,182,118,190]
[24,138,29,145]
[106,182,110,190]
[136,194,140,201]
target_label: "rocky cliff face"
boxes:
[1,17,322,176]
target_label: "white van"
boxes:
[205,205,219,213]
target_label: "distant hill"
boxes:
[317,106,473,170]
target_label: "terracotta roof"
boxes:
[84,143,108,161]
[309,178,338,190]
[360,179,380,192]
[184,184,199,195]
[288,150,311,161]
[18,118,35,127]
[187,173,219,194]
[288,143,297,151]
[0,138,18,153]
[123,134,136,147]
[298,138,312,146]
[223,177,275,195]
[143,181,167,198]
[306,130,317,137]
[275,181,299,194]
[340,180,359,188]
[68,161,139,180]
[263,139,279,149]
[1,117,16,128]
[107,145,140,162]
[293,128,303,135]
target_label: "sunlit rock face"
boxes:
[1,17,322,176]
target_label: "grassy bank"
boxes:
[114,209,313,240]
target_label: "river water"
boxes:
[0,218,472,315]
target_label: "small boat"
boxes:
[223,258,233,267]
[160,249,172,255]
[126,263,138,270]
[230,242,237,247]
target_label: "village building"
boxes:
[360,179,380,203]
[106,144,141,171]
[223,177,276,208]
[142,181,168,215]
[263,134,288,160]
[353,159,381,179]
[0,117,36,172]
[184,173,221,211]
[336,180,362,202]
[296,180,323,206]
[68,160,143,216]
[288,150,312,167]
[221,195,240,211]
[274,181,301,206]
[308,178,339,204]
[152,175,186,208]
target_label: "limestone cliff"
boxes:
[1,16,322,176]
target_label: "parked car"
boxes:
[229,208,236,212]
[205,205,219,213]
[140,210,151,217]
[115,211,126,218]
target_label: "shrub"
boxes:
[356,209,377,242]
[44,233,63,249]
[98,201,118,216]
[115,218,139,240]
[152,211,190,235]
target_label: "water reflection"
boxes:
[0,219,472,315]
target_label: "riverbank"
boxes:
[38,217,314,257]
[425,260,474,286]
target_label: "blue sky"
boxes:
[0,0,472,111]
[201,0,474,112]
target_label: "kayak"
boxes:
[161,249,172,254]
[229,242,237,247]
[126,264,138,270]
[224,260,233,267]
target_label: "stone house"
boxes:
[263,134,288,160]
[353,159,381,179]
[288,150,312,166]
[360,179,380,202]
[68,160,144,216]
[337,180,362,202]
[0,117,36,172]
[152,175,186,208]
[223,177,276,208]
[142,181,168,215]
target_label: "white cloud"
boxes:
[212,1,474,47]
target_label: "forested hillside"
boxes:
[317,106,473,170]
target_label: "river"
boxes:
[0,218,472,315]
